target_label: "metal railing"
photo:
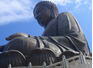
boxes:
[8,52,92,68]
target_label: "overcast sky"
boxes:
[0,0,92,52]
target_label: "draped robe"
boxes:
[41,12,90,56]
[3,12,90,57]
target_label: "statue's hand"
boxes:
[6,33,28,41]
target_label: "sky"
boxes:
[0,0,92,52]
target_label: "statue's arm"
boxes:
[6,33,28,41]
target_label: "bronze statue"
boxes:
[0,1,91,66]
[0,50,26,68]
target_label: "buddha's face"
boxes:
[34,5,51,27]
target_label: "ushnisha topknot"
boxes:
[33,1,59,18]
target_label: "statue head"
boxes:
[33,1,59,28]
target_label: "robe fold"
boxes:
[42,12,90,56]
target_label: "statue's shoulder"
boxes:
[57,12,73,18]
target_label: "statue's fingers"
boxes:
[5,33,28,41]
[5,34,15,40]
[5,36,12,40]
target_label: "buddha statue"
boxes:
[0,1,91,66]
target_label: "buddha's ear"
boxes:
[50,6,56,19]
[50,5,59,19]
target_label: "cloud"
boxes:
[42,0,82,13]
[75,0,81,4]
[0,0,35,25]
[43,0,82,6]
[43,0,91,13]
[0,0,91,25]
[89,4,92,10]
[84,0,88,4]
[43,0,72,6]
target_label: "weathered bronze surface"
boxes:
[0,50,26,68]
[27,48,56,66]
[0,1,91,66]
